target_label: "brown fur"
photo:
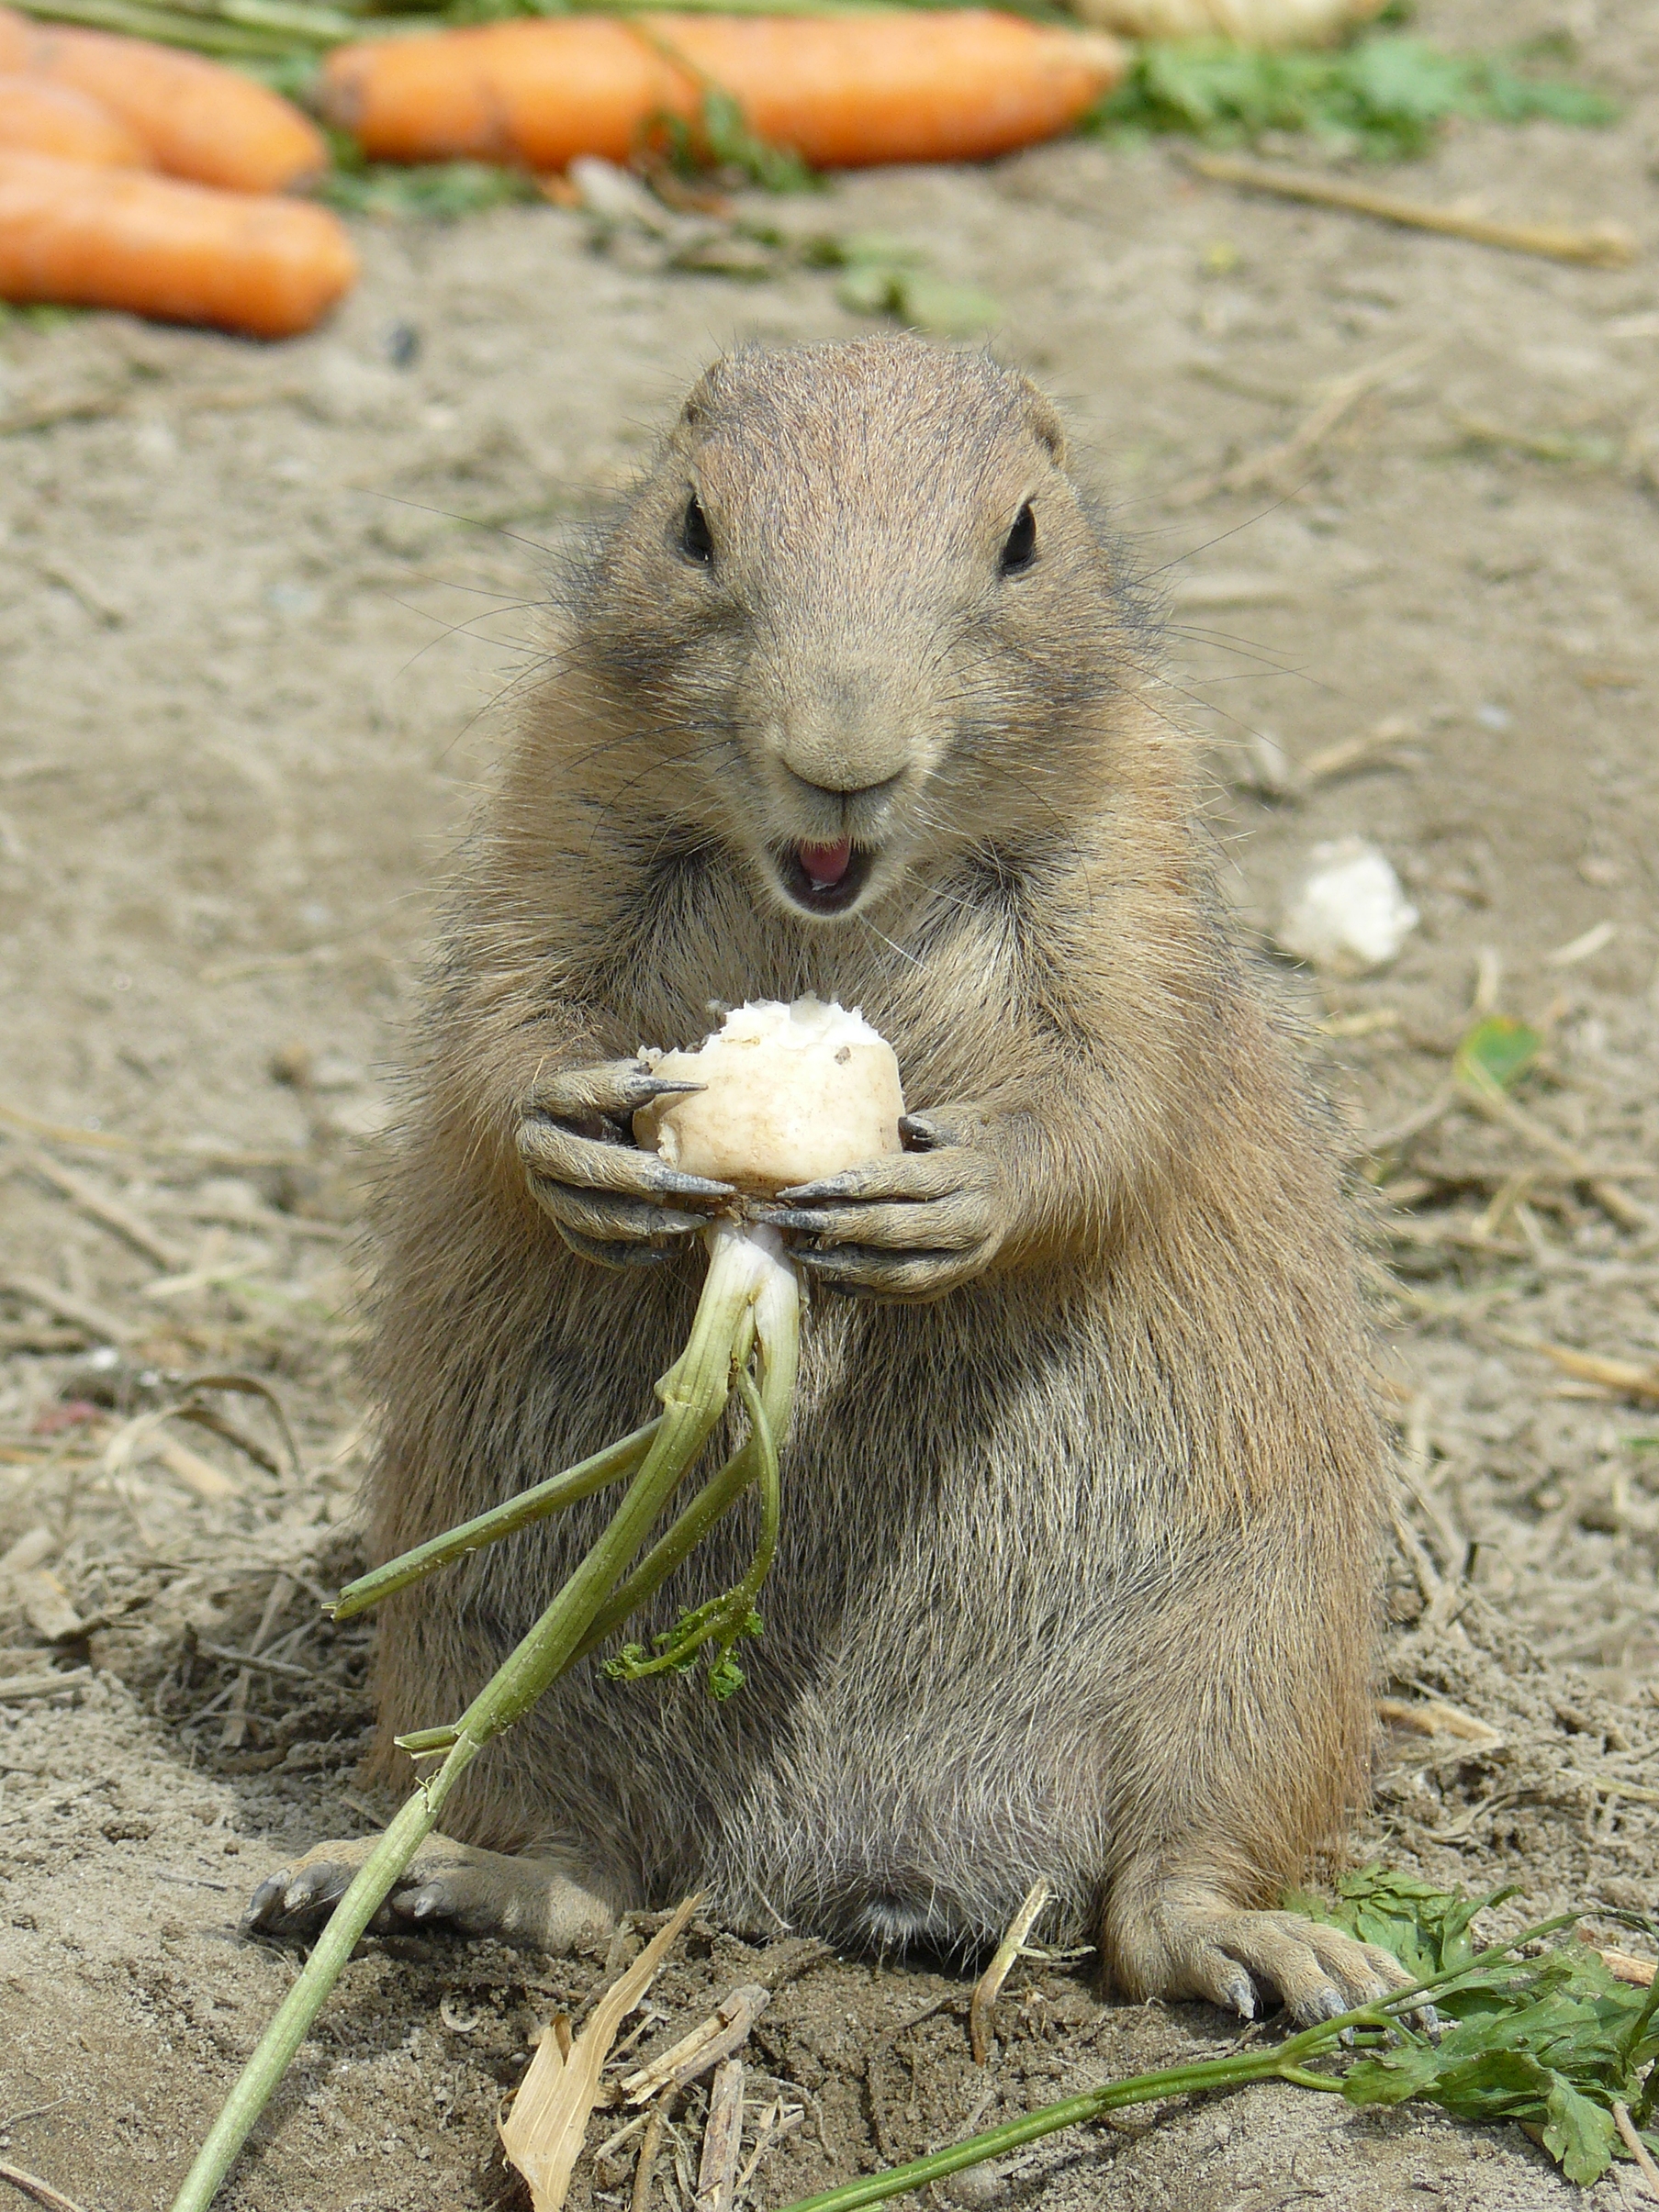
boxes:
[259,339,1391,2015]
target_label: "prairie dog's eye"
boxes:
[999,502,1037,576]
[681,493,714,564]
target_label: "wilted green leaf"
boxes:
[643,88,815,194]
[811,230,929,271]
[1289,1870,1659,2187]
[835,264,907,316]
[1453,1014,1543,1099]
[1286,1864,1510,1982]
[835,263,999,335]
[1543,2076,1618,2184]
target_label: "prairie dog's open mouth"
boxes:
[777,838,873,917]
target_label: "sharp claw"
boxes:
[1313,1985,1350,2024]
[790,1248,925,1296]
[799,1273,879,1298]
[1224,1972,1257,2021]
[243,1875,288,1928]
[558,1228,685,1268]
[790,1245,857,1272]
[898,1113,943,1148]
[641,1167,734,1199]
[625,1206,716,1234]
[284,1872,337,1913]
[633,1077,706,1102]
[777,1172,860,1202]
[752,1208,832,1234]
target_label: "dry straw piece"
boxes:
[499,1896,701,2212]
[1185,150,1638,266]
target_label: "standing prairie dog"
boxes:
[251,338,1401,2023]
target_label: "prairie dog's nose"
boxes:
[776,661,917,796]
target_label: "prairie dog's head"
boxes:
[577,338,1133,923]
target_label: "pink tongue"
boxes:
[799,838,852,891]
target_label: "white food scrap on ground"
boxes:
[1276,836,1419,976]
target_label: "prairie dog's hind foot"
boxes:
[243,1832,616,1952]
[1107,1881,1412,2027]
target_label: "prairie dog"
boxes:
[252,338,1398,2023]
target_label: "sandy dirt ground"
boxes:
[2,0,1658,2205]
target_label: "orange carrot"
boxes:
[0,71,149,166]
[0,6,326,191]
[321,11,1125,173]
[0,149,358,337]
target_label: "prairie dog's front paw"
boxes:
[1108,1889,1413,2027]
[756,1106,1007,1301]
[518,1058,734,1267]
[245,1832,616,1952]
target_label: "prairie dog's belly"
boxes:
[398,1260,1249,1952]
[694,1653,1114,1953]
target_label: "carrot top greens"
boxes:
[1091,33,1617,159]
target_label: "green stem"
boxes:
[772,2047,1334,2212]
[466,1225,779,1737]
[169,1223,793,2212]
[575,1252,796,1664]
[574,1436,757,1661]
[330,1418,660,1622]
[723,1364,781,1620]
[770,1915,1598,2212]
[169,1734,484,2212]
[601,1362,780,1682]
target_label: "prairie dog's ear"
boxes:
[678,355,729,432]
[678,381,712,433]
[679,344,757,433]
[1022,385,1067,471]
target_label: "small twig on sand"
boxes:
[1182,151,1637,267]
[0,1099,299,1173]
[756,1938,835,1993]
[1614,2104,1659,2203]
[632,2092,675,2212]
[1500,1337,1659,1407]
[622,1985,770,2105]
[220,1573,297,1751]
[693,2058,745,2212]
[1455,1078,1654,1231]
[0,2160,95,2212]
[734,2101,805,2201]
[3,1272,131,1346]
[1169,339,1438,505]
[11,1145,186,1271]
[1299,719,1419,789]
[1349,1087,1455,1163]
[1386,1489,1444,1615]
[970,1878,1053,2065]
[1601,1952,1658,1990]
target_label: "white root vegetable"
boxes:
[1067,0,1384,45]
[635,996,905,1193]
